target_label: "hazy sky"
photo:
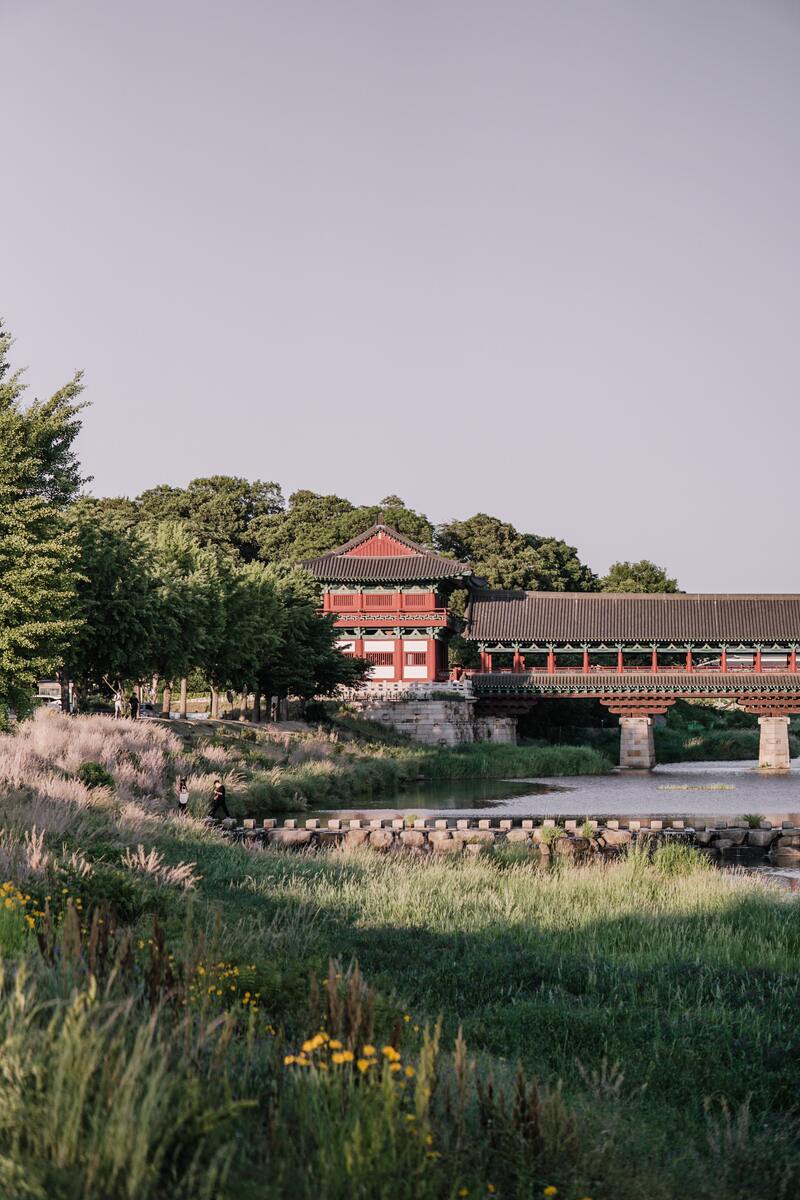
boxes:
[3,0,799,590]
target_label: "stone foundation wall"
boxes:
[358,700,477,746]
[474,716,517,744]
[352,698,517,746]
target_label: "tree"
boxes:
[251,492,434,564]
[436,513,597,592]
[138,522,226,710]
[600,560,679,593]
[65,501,162,690]
[258,565,369,711]
[198,557,283,716]
[137,476,284,560]
[0,324,85,717]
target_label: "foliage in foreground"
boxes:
[0,714,798,1199]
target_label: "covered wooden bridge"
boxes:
[462,592,800,769]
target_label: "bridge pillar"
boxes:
[758,716,791,770]
[619,716,655,770]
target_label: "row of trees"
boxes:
[95,482,679,595]
[0,319,677,720]
[0,326,366,720]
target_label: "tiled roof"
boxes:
[304,523,470,583]
[304,553,468,582]
[464,591,800,644]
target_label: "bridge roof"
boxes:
[464,591,800,644]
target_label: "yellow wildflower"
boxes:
[329,1039,343,1050]
[543,1190,558,1198]
[390,1062,401,1073]
[362,1044,376,1056]
[459,1190,470,1198]
[284,1055,296,1065]
[487,1187,495,1195]
[404,1065,415,1078]
[382,1045,401,1062]
[331,1050,354,1065]
[356,1058,370,1073]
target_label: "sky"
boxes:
[2,0,799,591]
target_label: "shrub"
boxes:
[538,824,565,846]
[76,761,116,790]
[742,813,765,829]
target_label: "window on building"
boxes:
[364,593,396,609]
[402,593,429,609]
[330,593,356,608]
[365,651,394,667]
[405,651,427,666]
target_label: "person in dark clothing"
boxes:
[209,779,230,820]
[177,776,190,816]
[128,692,139,721]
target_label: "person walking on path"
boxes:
[113,687,124,720]
[128,692,139,721]
[209,778,230,820]
[177,775,190,817]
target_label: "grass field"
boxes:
[0,713,798,1199]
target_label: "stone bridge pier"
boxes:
[757,715,791,770]
[618,716,656,769]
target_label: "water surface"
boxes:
[301,759,800,824]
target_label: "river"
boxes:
[299,759,800,825]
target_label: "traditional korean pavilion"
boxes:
[306,524,800,768]
[303,523,470,683]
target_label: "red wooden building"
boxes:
[304,524,470,684]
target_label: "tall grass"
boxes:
[1,715,798,1197]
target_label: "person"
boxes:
[114,687,124,720]
[128,692,139,721]
[209,778,230,820]
[177,775,190,817]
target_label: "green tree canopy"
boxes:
[436,513,596,592]
[65,501,162,689]
[0,324,85,716]
[600,560,679,593]
[250,491,434,563]
[137,475,284,560]
[258,565,369,706]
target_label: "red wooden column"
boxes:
[755,647,762,673]
[617,647,624,674]
[582,647,590,674]
[790,648,797,674]
[354,637,364,660]
[426,639,438,681]
[393,637,404,682]
[720,646,728,673]
[547,647,556,673]
[512,649,523,672]
[479,650,492,673]
[685,647,693,673]
[651,646,658,673]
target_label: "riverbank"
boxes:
[164,715,611,814]
[1,712,799,1198]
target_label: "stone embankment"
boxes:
[218,815,800,863]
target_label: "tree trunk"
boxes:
[252,692,261,723]
[162,682,172,717]
[210,687,219,719]
[59,671,70,715]
[179,677,188,719]
[238,691,248,722]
